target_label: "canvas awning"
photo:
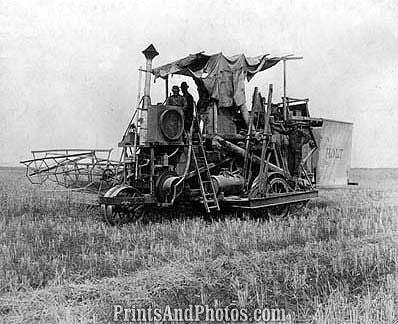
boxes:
[152,52,282,107]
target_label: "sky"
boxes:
[0,0,397,168]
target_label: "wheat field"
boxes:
[0,167,397,323]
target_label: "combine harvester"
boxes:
[21,45,352,225]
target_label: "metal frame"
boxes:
[20,45,323,222]
[225,190,318,209]
[20,149,120,194]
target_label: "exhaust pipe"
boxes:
[140,44,159,143]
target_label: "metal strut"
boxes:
[191,118,220,213]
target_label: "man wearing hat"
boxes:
[180,82,194,132]
[166,85,187,108]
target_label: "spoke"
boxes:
[267,177,290,220]
[102,187,145,225]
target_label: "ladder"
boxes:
[191,120,220,213]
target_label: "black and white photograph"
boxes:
[1,0,398,323]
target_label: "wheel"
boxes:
[101,168,115,182]
[289,199,310,215]
[101,186,145,225]
[247,176,269,219]
[266,176,291,220]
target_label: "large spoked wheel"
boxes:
[248,176,268,219]
[101,186,145,226]
[266,176,291,220]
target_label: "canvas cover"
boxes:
[152,53,281,107]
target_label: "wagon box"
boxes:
[310,119,353,187]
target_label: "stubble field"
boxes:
[0,167,398,323]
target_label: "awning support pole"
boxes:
[281,56,303,121]
[165,75,169,101]
[283,59,287,121]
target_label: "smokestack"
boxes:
[140,44,159,143]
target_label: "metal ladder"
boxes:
[191,120,220,213]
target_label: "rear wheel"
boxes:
[266,176,291,220]
[289,199,310,215]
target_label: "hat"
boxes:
[181,82,189,89]
[172,85,179,92]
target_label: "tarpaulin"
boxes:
[152,52,281,108]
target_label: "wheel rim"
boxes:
[267,177,290,220]
[102,188,145,225]
[247,176,268,219]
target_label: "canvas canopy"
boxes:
[152,52,282,108]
